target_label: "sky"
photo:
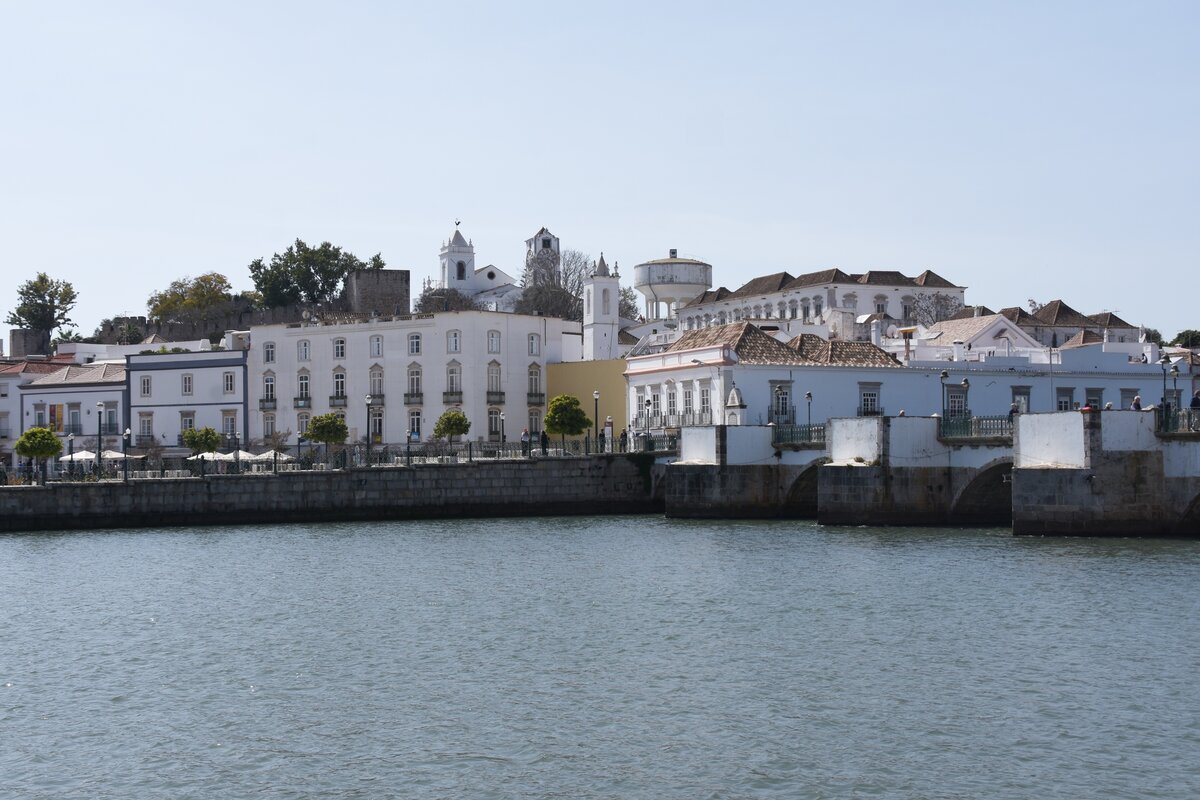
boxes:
[2,1,1197,341]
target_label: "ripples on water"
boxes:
[2,518,1199,799]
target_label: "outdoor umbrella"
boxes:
[250,450,294,461]
[58,450,97,462]
[101,450,143,460]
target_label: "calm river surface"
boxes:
[3,517,1199,799]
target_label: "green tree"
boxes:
[1143,328,1164,347]
[248,239,385,308]
[307,413,349,464]
[619,286,640,320]
[514,248,591,321]
[14,426,63,483]
[1171,329,1200,348]
[433,409,471,441]
[414,286,482,313]
[6,273,78,349]
[147,272,234,323]
[182,426,222,454]
[544,394,592,450]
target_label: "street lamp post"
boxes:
[66,433,74,480]
[961,377,971,435]
[233,431,241,474]
[593,390,600,446]
[805,391,812,430]
[364,394,373,466]
[1170,364,1180,430]
[644,398,652,451]
[1160,354,1171,429]
[122,428,130,482]
[939,370,949,419]
[95,401,103,478]
[499,412,506,449]
[773,385,782,424]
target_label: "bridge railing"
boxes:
[1158,408,1200,434]
[939,415,1013,439]
[772,424,826,446]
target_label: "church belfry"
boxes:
[439,222,476,292]
[583,252,620,360]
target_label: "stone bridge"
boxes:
[1012,410,1200,537]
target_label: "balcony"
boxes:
[367,394,385,406]
[259,398,277,410]
[487,391,505,405]
[63,423,85,435]
[293,397,312,409]
[0,426,9,439]
[443,391,463,404]
[404,392,424,405]
[772,424,826,446]
[939,413,1013,440]
[527,392,545,405]
[99,423,121,435]
[329,395,348,407]
[135,435,157,447]
[857,406,884,417]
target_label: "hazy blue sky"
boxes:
[3,1,1197,340]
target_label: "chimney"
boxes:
[870,319,882,346]
[974,306,982,318]
[669,249,678,258]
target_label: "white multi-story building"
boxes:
[0,359,70,469]
[18,363,128,471]
[125,339,250,454]
[247,310,573,446]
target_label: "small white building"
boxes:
[0,359,70,469]
[18,362,128,470]
[247,309,573,447]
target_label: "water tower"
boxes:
[632,249,713,321]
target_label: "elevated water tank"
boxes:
[633,249,713,320]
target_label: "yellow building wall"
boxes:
[546,359,627,437]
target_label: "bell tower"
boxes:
[439,222,476,293]
[583,253,621,360]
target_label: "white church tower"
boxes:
[583,253,620,360]
[440,223,476,293]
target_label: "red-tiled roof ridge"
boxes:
[667,321,813,365]
[785,268,854,289]
[786,333,902,367]
[727,272,795,299]
[913,270,959,288]
[1032,299,1091,326]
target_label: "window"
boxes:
[263,414,275,437]
[667,388,677,416]
[298,413,310,435]
[876,301,887,314]
[947,390,966,416]
[222,414,237,436]
[408,410,422,439]
[408,333,421,355]
[0,382,7,398]
[35,406,46,428]
[223,372,236,394]
[528,410,541,434]
[139,415,153,437]
[369,408,383,441]
[180,412,195,431]
[528,366,541,394]
[651,393,661,416]
[447,330,461,353]
[370,368,383,396]
[333,338,346,359]
[456,261,466,280]
[528,334,540,356]
[447,364,462,393]
[683,389,694,414]
[773,386,791,416]
[264,342,276,363]
[800,300,810,322]
[333,371,346,397]
[370,336,383,357]
[298,374,310,399]
[1012,387,1031,413]
[140,375,152,397]
[488,363,501,392]
[585,288,591,316]
[861,389,881,416]
[488,408,502,436]
[700,388,711,414]
[1086,389,1103,408]
[487,330,501,354]
[1120,389,1139,410]
[181,374,193,396]
[1056,388,1074,411]
[813,297,823,317]
[602,288,611,315]
[298,340,310,361]
[263,375,275,400]
[408,367,422,395]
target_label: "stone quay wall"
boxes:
[0,455,662,533]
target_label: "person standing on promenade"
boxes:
[520,428,530,456]
[597,429,605,453]
[619,428,628,452]
[1131,395,1143,411]
[540,430,549,456]
[1190,390,1200,431]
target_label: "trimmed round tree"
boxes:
[307,413,349,465]
[544,395,592,452]
[182,426,222,454]
[434,409,470,442]
[14,426,63,482]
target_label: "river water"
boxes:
[2,517,1198,799]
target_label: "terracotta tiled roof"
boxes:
[787,334,902,367]
[1032,300,1091,327]
[1061,330,1105,348]
[946,305,994,321]
[618,329,640,345]
[667,322,812,365]
[727,272,795,299]
[0,360,70,376]
[681,287,731,308]
[1087,311,1135,329]
[24,362,125,386]
[997,306,1038,325]
[785,268,855,289]
[855,270,910,286]
[913,270,959,288]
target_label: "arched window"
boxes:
[447,330,461,353]
[297,340,310,361]
[263,373,275,400]
[717,311,727,325]
[446,363,462,393]
[298,413,310,434]
[332,369,346,398]
[487,362,502,392]
[602,288,610,315]
[297,373,310,399]
[528,410,541,434]
[801,300,810,322]
[488,408,502,438]
[585,288,591,316]
[528,365,542,394]
[813,297,823,317]
[408,333,421,355]
[456,261,466,280]
[487,330,501,354]
[369,367,383,396]
[333,338,346,359]
[407,365,422,398]
[408,410,422,439]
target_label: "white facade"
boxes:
[583,255,621,361]
[17,363,128,471]
[126,349,250,453]
[247,310,572,446]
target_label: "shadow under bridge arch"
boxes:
[783,459,827,518]
[949,457,1013,526]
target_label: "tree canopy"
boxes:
[433,409,470,440]
[248,239,385,308]
[182,426,222,454]
[513,248,591,321]
[14,427,62,462]
[6,272,77,334]
[912,292,963,326]
[1171,329,1200,348]
[414,287,482,313]
[307,413,349,446]
[147,272,234,323]
[619,286,640,320]
[544,395,591,437]
[1143,328,1164,347]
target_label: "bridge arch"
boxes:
[949,457,1013,526]
[783,459,827,517]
